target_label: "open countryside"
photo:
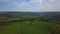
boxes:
[0,12,60,34]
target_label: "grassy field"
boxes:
[0,20,52,34]
[0,22,20,34]
[0,12,60,34]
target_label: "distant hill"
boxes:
[41,12,60,22]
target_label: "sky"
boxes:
[0,0,60,12]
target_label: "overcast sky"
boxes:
[0,0,60,12]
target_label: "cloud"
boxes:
[13,0,60,11]
[0,0,60,11]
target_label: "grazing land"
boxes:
[0,12,60,34]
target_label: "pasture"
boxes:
[0,12,60,34]
[0,19,51,34]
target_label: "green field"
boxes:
[0,12,60,34]
[0,20,52,34]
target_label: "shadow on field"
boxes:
[0,18,34,27]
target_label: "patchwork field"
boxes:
[0,12,60,34]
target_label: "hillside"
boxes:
[0,12,60,34]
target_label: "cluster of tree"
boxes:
[41,12,60,23]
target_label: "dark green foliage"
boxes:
[41,12,60,23]
[0,12,60,34]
